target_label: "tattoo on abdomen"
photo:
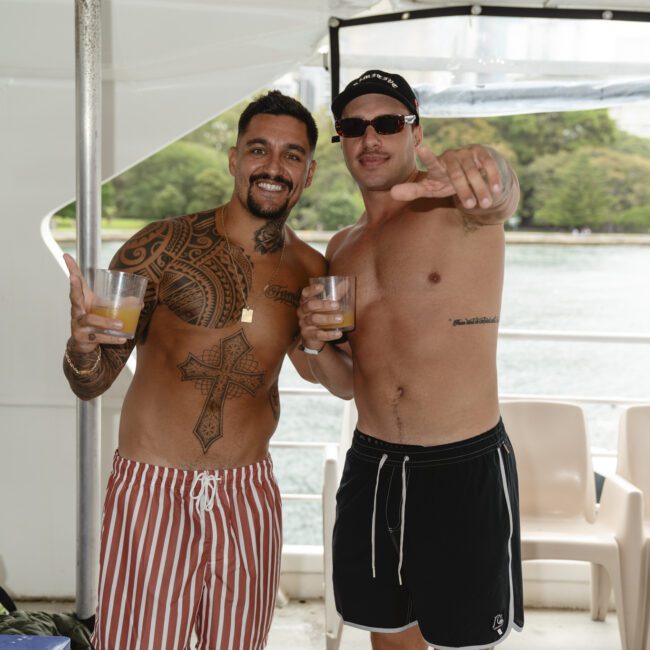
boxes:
[178,329,265,453]
[269,380,280,422]
[265,284,301,308]
[451,316,499,327]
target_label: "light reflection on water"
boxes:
[59,239,650,544]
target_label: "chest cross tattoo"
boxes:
[178,330,265,452]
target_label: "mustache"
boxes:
[249,173,293,193]
[359,147,387,156]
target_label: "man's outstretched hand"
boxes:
[391,144,506,211]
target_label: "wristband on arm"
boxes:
[298,342,325,355]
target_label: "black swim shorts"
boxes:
[332,419,524,649]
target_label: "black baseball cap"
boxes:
[331,69,419,123]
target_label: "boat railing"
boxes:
[275,328,650,505]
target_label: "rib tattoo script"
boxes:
[452,316,499,327]
[178,330,265,452]
[264,284,301,308]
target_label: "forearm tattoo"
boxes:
[451,316,499,327]
[178,329,265,452]
[63,341,136,400]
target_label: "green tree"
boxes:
[52,97,650,235]
[586,148,650,213]
[535,152,614,229]
[616,204,650,233]
[113,141,228,219]
[611,130,650,160]
[526,146,650,230]
[152,184,186,220]
[55,183,117,222]
[187,167,232,214]
[422,117,516,164]
[489,110,617,166]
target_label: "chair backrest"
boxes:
[500,400,596,522]
[617,404,650,520]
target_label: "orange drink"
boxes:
[91,269,148,339]
[90,302,143,338]
[320,308,355,331]
[309,275,356,333]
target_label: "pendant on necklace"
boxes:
[241,308,254,323]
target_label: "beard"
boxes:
[247,173,293,221]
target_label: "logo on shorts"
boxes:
[492,614,505,635]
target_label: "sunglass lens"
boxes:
[337,118,366,137]
[373,115,404,135]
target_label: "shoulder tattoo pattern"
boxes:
[160,211,252,328]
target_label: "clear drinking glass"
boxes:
[90,269,148,339]
[309,275,356,332]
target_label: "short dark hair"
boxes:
[238,90,318,151]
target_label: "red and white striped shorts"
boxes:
[92,452,282,650]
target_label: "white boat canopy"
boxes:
[332,1,650,116]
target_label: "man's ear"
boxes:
[227,146,237,177]
[304,159,317,189]
[413,124,423,148]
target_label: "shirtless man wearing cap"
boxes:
[298,70,524,649]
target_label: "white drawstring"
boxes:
[371,453,388,578]
[190,471,220,513]
[397,455,409,585]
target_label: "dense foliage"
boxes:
[55,100,650,233]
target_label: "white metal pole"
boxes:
[75,0,102,621]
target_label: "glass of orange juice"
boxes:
[309,276,356,332]
[90,269,148,339]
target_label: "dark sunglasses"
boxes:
[332,114,417,143]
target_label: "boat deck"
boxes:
[15,599,622,649]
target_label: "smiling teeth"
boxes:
[258,182,283,192]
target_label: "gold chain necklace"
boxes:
[219,206,286,323]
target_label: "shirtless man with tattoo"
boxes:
[63,91,326,650]
[298,71,524,649]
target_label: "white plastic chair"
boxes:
[617,405,650,650]
[322,399,357,650]
[500,400,643,650]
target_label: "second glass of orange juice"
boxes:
[309,275,356,332]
